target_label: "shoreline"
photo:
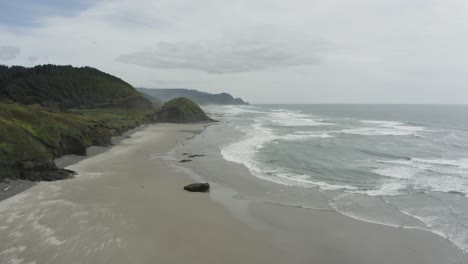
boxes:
[0,125,148,203]
[171,121,468,263]
[0,123,466,263]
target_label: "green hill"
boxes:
[0,65,156,182]
[0,65,152,109]
[156,97,214,123]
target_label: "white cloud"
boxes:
[116,38,321,74]
[1,0,468,103]
[0,45,20,60]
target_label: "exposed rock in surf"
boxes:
[179,159,192,163]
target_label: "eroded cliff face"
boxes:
[0,104,156,182]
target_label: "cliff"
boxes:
[0,65,156,182]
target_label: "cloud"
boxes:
[0,46,20,60]
[116,39,321,74]
[1,0,468,102]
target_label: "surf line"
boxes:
[263,201,337,212]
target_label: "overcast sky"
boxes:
[1,0,468,103]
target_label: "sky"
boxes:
[1,0,468,104]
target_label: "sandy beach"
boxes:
[0,123,466,264]
[0,124,288,264]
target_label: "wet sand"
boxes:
[0,123,466,264]
[172,122,468,264]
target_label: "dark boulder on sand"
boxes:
[184,183,210,192]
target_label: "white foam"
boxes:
[337,120,426,136]
[338,128,411,136]
[398,206,468,253]
[207,105,266,117]
[221,122,349,190]
[266,111,333,127]
[361,120,402,125]
[362,120,423,130]
[412,158,468,169]
[221,122,276,176]
[372,166,419,179]
[280,132,333,141]
[330,205,417,230]
[370,158,468,196]
[358,181,408,196]
[272,171,358,190]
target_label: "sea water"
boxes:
[204,104,468,254]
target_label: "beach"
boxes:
[0,123,466,264]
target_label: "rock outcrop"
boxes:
[155,97,214,123]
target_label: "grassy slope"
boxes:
[157,97,212,123]
[0,103,156,181]
[0,65,158,181]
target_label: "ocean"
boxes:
[204,104,468,254]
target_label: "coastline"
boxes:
[0,125,147,203]
[171,121,468,263]
[0,123,466,263]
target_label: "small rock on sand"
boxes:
[188,154,205,158]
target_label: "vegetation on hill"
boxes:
[136,88,248,105]
[0,65,152,109]
[0,102,156,181]
[0,65,157,182]
[156,97,214,123]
